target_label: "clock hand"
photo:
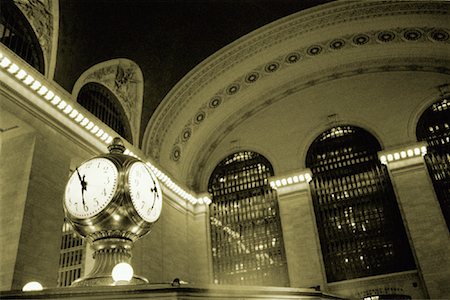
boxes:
[76,168,88,207]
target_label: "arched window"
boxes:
[77,82,133,144]
[208,151,289,286]
[417,98,450,231]
[0,0,45,73]
[306,126,415,282]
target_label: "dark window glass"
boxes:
[208,151,289,286]
[0,0,44,73]
[77,82,133,144]
[57,221,84,287]
[306,126,415,282]
[417,98,450,231]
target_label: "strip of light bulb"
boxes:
[270,172,312,189]
[379,146,427,165]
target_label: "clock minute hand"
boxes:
[76,168,88,206]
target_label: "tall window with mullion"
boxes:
[208,151,289,286]
[0,0,45,73]
[77,82,133,144]
[306,126,415,282]
[417,97,450,231]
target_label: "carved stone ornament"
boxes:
[14,0,53,69]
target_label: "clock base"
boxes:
[71,237,148,287]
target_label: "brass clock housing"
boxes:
[63,138,162,286]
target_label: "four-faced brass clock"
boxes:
[63,137,163,286]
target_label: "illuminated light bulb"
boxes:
[198,198,204,205]
[407,149,414,157]
[63,105,73,114]
[0,56,11,68]
[275,180,281,187]
[51,95,61,105]
[44,90,55,100]
[57,100,67,110]
[270,181,276,188]
[22,281,43,292]
[305,173,312,182]
[129,151,134,157]
[23,75,34,85]
[293,176,299,183]
[112,263,133,283]
[281,179,287,186]
[96,129,104,137]
[105,136,113,144]
[380,155,387,164]
[123,149,130,155]
[113,214,121,221]
[15,69,27,80]
[287,177,293,184]
[30,80,42,91]
[7,63,19,74]
[387,154,394,161]
[299,174,305,182]
[69,109,78,119]
[421,146,427,155]
[85,122,94,130]
[37,85,48,96]
[394,152,400,160]
[400,151,407,158]
[414,148,420,155]
[90,125,99,134]
[100,132,109,141]
[80,117,89,126]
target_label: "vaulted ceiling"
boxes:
[54,0,332,143]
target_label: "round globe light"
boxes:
[112,262,133,283]
[22,281,43,292]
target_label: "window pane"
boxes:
[417,98,450,231]
[306,126,415,282]
[77,82,133,144]
[208,151,289,286]
[0,0,44,73]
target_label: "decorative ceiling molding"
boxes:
[169,26,450,165]
[142,0,450,162]
[72,58,144,146]
[188,56,450,191]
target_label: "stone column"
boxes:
[0,128,71,290]
[382,145,450,299]
[274,171,326,289]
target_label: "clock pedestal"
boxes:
[72,238,148,287]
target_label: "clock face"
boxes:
[65,158,118,219]
[128,162,162,223]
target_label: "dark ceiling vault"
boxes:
[54,0,333,145]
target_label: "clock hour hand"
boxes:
[76,168,88,206]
